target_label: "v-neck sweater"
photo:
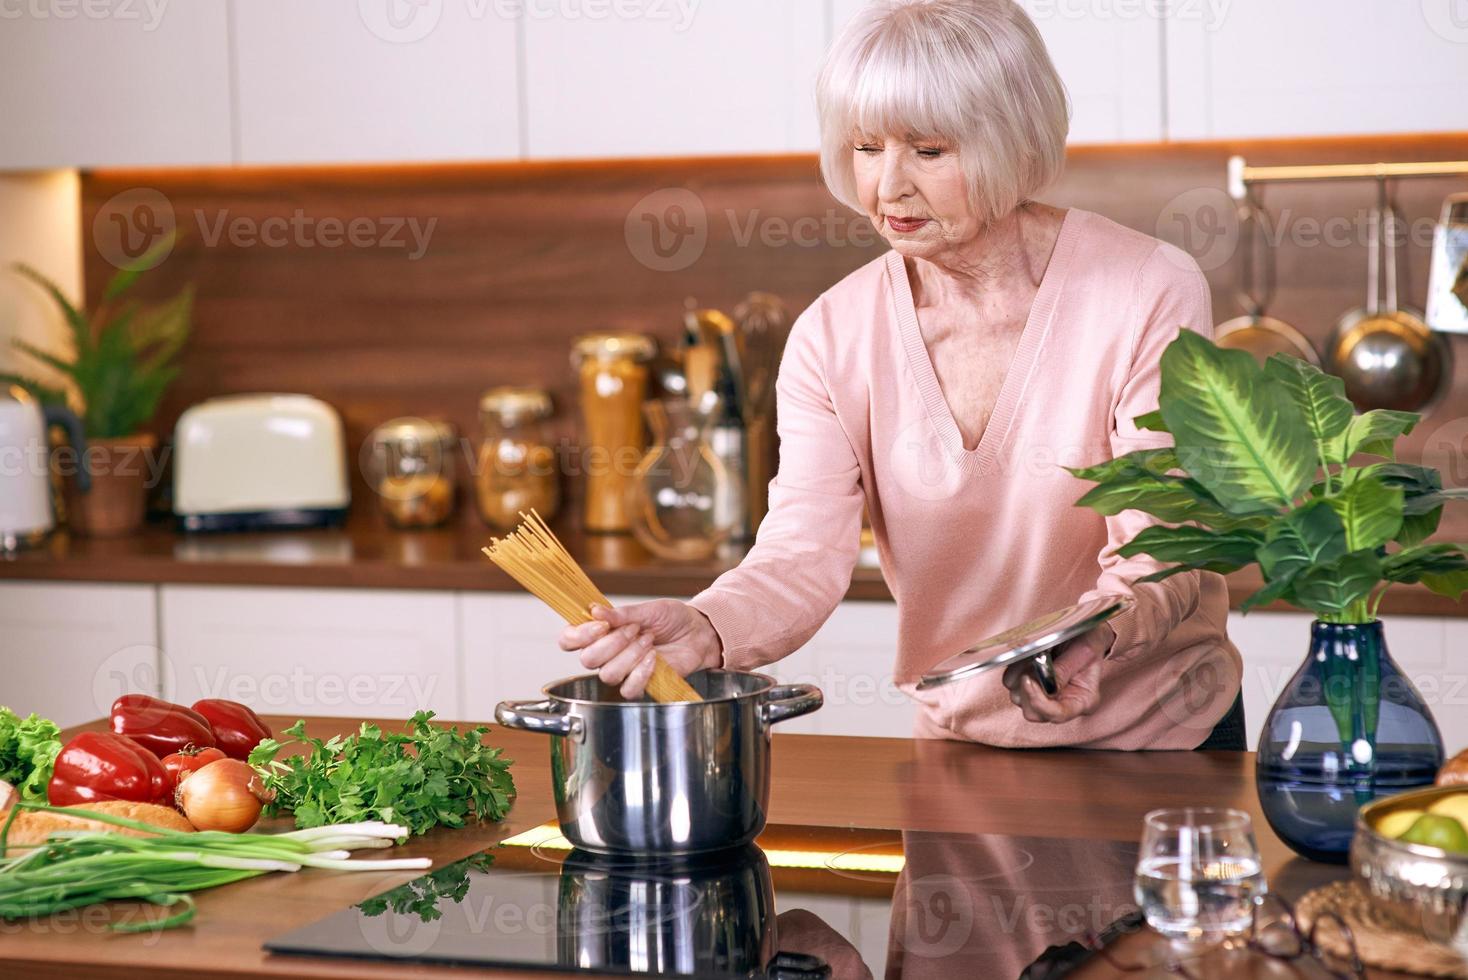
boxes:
[689,207,1242,750]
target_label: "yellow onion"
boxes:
[176,758,275,833]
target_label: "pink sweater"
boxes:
[689,207,1242,750]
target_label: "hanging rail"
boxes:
[1227,155,1468,201]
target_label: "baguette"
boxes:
[0,801,195,848]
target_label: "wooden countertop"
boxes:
[1,507,1465,616]
[0,715,1420,979]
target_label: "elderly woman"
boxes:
[563,0,1244,750]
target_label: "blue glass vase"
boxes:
[1255,621,1444,863]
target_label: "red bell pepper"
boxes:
[47,731,171,806]
[110,694,215,758]
[190,699,272,761]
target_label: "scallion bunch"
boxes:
[0,803,431,932]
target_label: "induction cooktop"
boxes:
[265,823,1140,978]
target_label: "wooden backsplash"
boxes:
[81,133,1468,506]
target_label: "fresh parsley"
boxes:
[0,707,63,803]
[248,712,515,835]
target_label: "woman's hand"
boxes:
[1001,622,1114,724]
[558,599,724,699]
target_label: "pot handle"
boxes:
[761,683,823,726]
[494,699,584,741]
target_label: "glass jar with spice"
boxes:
[364,418,458,529]
[571,332,656,533]
[475,386,559,530]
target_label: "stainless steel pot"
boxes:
[495,669,822,855]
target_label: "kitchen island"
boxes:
[0,715,1427,979]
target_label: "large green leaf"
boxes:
[1382,543,1468,583]
[1398,505,1443,548]
[1421,569,1468,601]
[1073,474,1269,532]
[1066,448,1177,484]
[1159,330,1315,514]
[1116,524,1264,570]
[1291,551,1382,616]
[1256,500,1347,582]
[1239,574,1298,613]
[1328,410,1420,462]
[1325,477,1403,552]
[1263,354,1353,445]
[1132,410,1169,433]
[1405,488,1468,516]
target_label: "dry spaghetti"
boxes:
[482,510,702,703]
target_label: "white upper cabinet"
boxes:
[231,1,520,164]
[523,0,828,158]
[831,0,1166,145]
[0,0,232,169]
[1165,0,1468,139]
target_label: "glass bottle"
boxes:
[475,387,559,530]
[572,333,656,533]
[627,392,732,561]
[1255,620,1443,863]
[364,418,458,529]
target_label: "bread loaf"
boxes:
[0,801,194,848]
[1439,748,1468,787]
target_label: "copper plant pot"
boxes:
[63,433,158,537]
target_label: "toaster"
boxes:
[174,394,350,532]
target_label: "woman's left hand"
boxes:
[1001,623,1115,724]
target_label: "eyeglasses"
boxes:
[1086,893,1366,979]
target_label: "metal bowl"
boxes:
[1351,784,1468,953]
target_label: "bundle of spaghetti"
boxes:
[482,510,702,703]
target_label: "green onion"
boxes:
[0,802,431,932]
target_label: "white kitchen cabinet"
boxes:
[0,0,232,169]
[0,581,158,728]
[523,0,828,158]
[764,600,911,738]
[459,592,580,724]
[1227,611,1463,753]
[830,0,1165,144]
[231,1,520,164]
[1165,0,1468,140]
[160,584,458,720]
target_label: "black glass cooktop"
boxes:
[265,823,1140,978]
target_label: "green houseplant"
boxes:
[1068,329,1465,862]
[2,234,191,537]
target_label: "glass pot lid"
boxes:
[917,595,1133,694]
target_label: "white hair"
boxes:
[816,0,1070,227]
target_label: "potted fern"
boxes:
[1,235,191,537]
[1069,329,1467,863]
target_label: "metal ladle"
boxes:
[1326,179,1450,413]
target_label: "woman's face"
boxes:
[852,132,979,258]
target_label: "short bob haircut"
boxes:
[817,0,1070,228]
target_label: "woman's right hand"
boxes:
[558,599,724,699]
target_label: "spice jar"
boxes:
[364,418,458,529]
[476,386,559,530]
[572,333,656,533]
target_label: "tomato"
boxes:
[161,746,228,796]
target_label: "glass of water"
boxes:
[1134,807,1266,946]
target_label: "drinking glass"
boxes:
[1134,807,1266,945]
